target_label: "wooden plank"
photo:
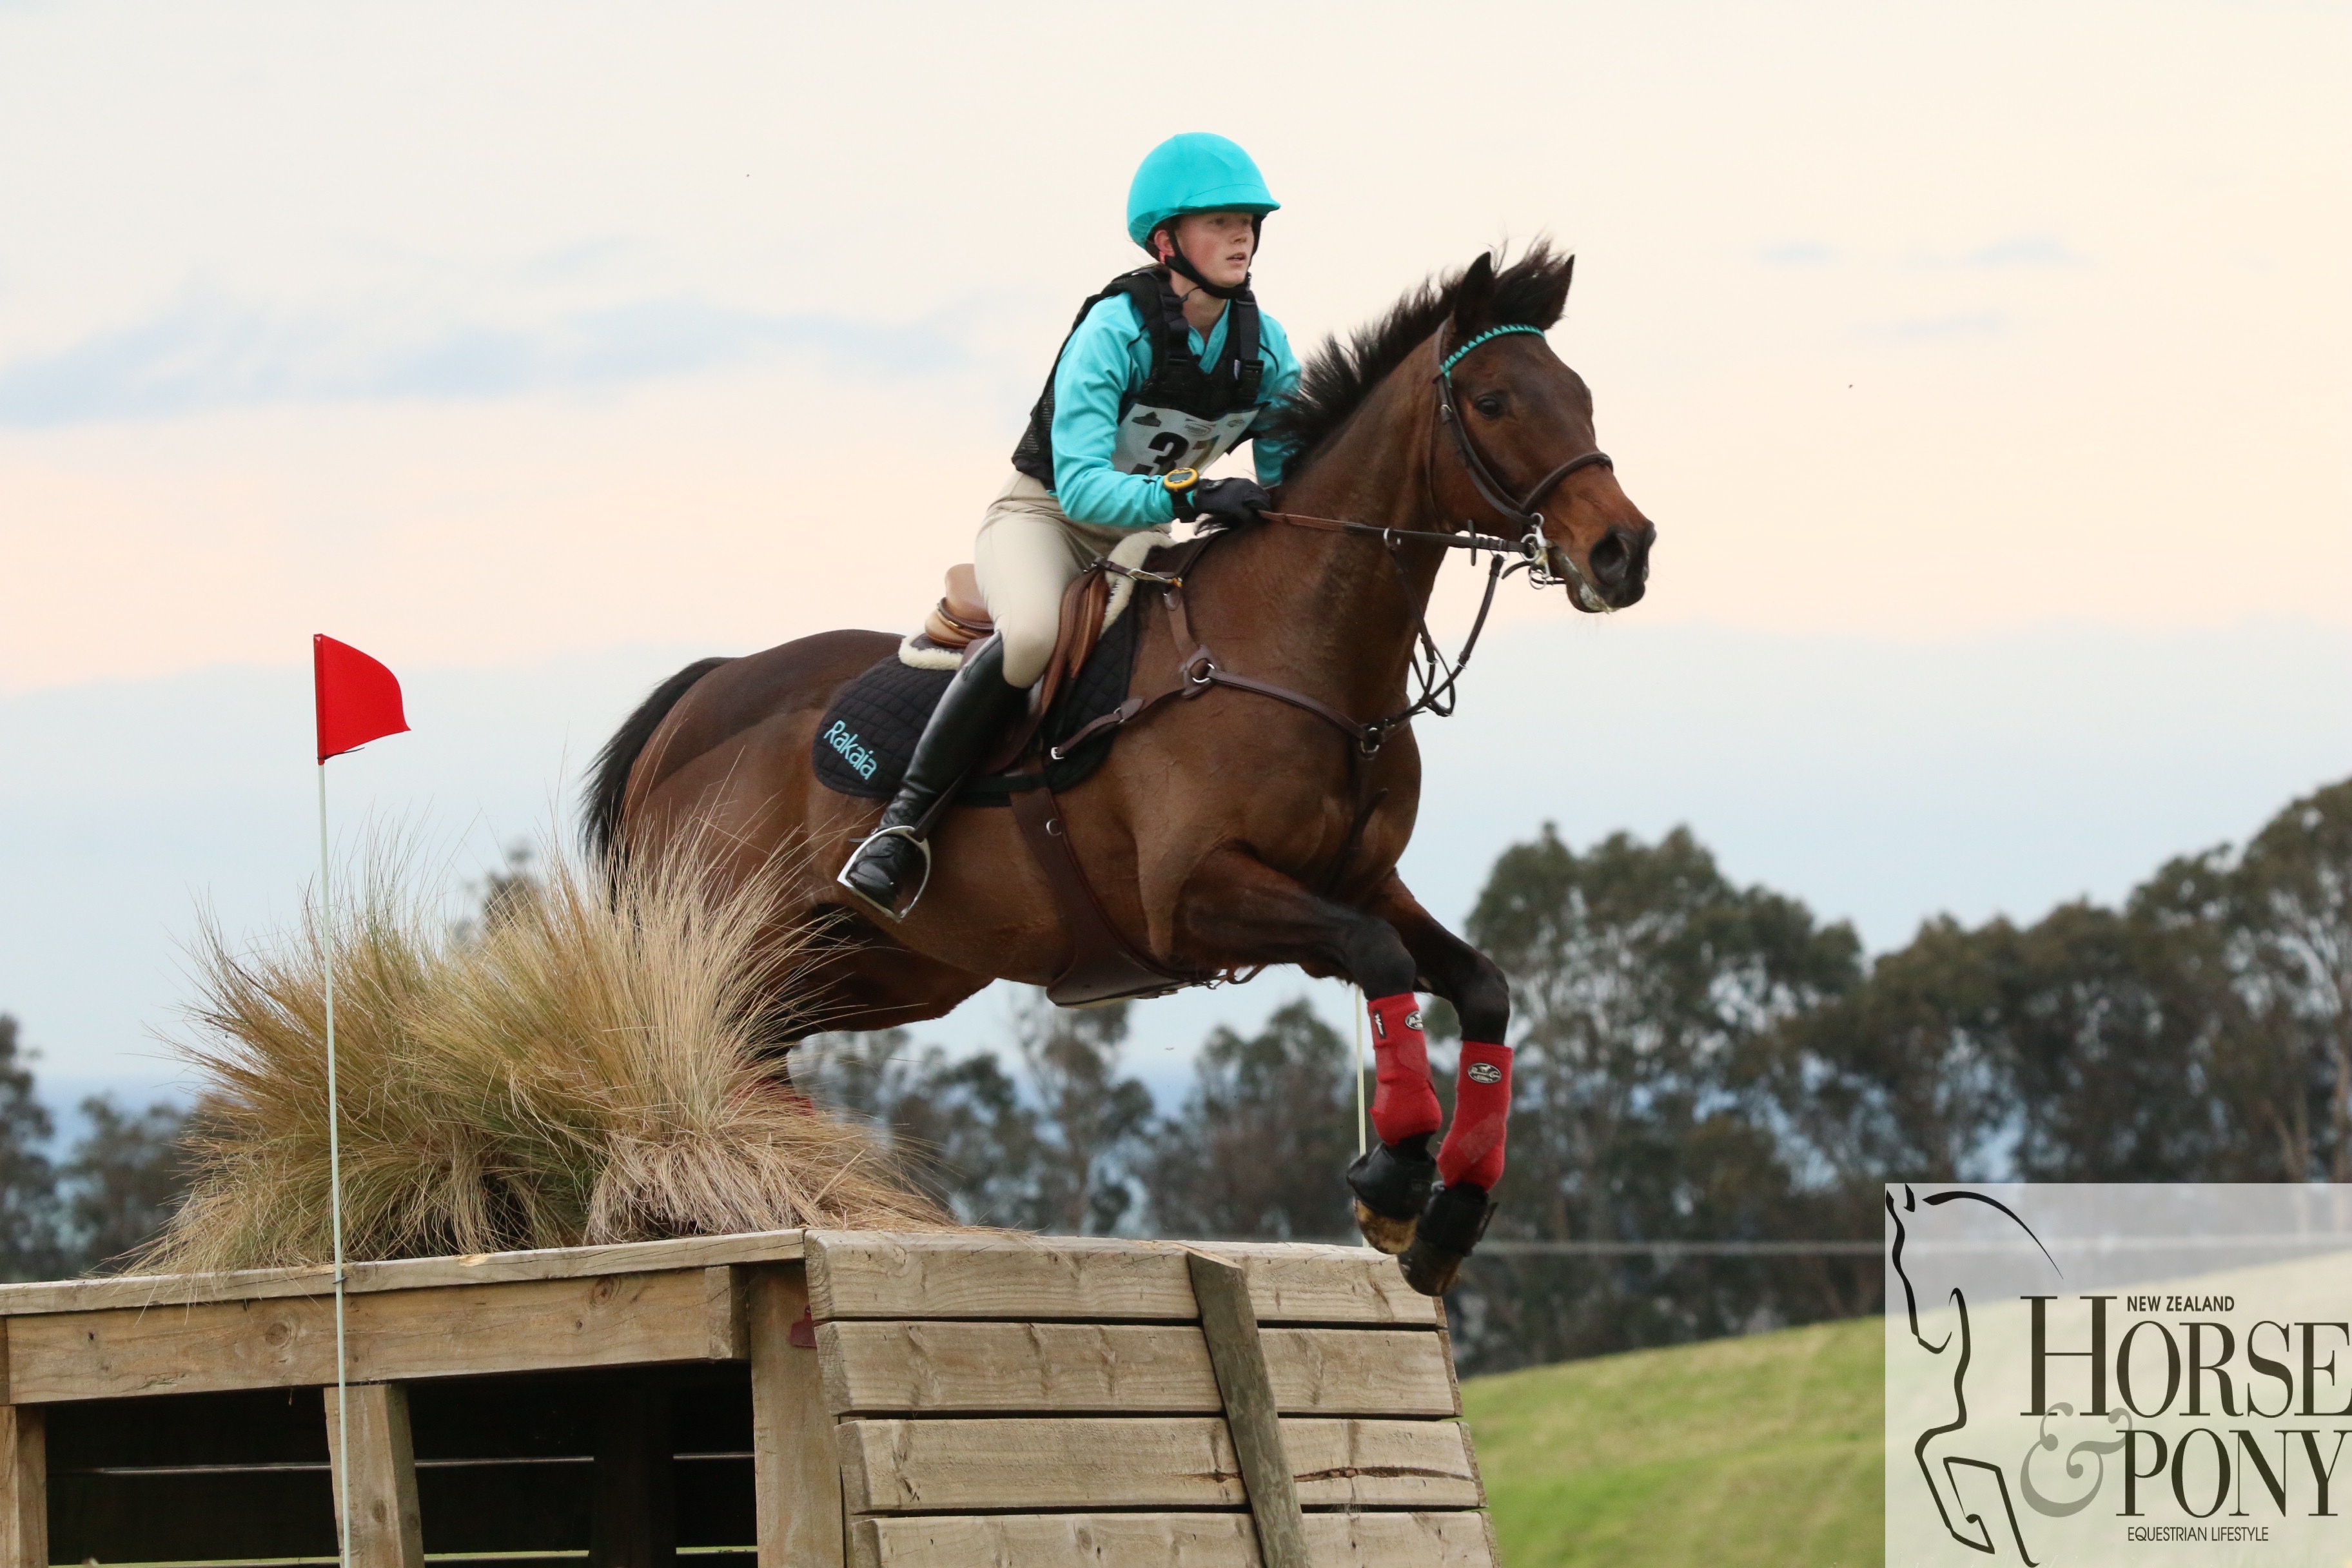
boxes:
[7,1267,748,1403]
[700,1266,747,1363]
[1189,1253,1309,1568]
[816,1322,1454,1418]
[836,1417,1480,1514]
[0,1229,807,1317]
[0,1406,43,1568]
[0,1231,1430,1322]
[808,1234,1437,1327]
[324,1382,425,1568]
[748,1266,843,1568]
[850,1510,1497,1568]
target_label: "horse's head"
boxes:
[1434,249,1655,612]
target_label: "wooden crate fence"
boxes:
[0,1230,1494,1568]
[805,1232,1494,1568]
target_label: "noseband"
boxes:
[1431,322,1613,575]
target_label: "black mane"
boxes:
[1258,240,1576,475]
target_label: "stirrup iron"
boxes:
[836,823,934,923]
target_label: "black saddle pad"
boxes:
[811,603,1146,803]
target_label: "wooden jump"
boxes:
[0,1230,1494,1567]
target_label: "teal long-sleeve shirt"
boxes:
[1046,291,1301,531]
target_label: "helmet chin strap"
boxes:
[1151,216,1261,301]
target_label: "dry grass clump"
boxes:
[140,836,952,1275]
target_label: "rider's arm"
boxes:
[1247,311,1304,487]
[1048,296,1179,531]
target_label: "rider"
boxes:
[839,132,1302,919]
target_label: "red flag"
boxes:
[314,634,409,763]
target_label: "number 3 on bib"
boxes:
[1116,404,1258,477]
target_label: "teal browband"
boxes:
[1436,322,1547,378]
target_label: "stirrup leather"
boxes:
[836,823,935,923]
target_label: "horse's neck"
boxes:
[1219,361,1450,712]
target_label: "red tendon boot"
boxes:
[1346,993,1442,1255]
[1402,1043,1512,1297]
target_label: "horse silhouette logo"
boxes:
[1888,1184,2073,1563]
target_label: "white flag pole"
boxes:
[1353,987,1367,1155]
[1352,985,1369,1248]
[318,761,351,1568]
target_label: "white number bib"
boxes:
[1113,404,1259,477]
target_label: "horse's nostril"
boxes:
[1588,531,1630,587]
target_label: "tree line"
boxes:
[803,776,2351,1374]
[0,1015,188,1280]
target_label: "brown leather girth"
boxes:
[1003,537,1218,1007]
[1008,782,1198,1006]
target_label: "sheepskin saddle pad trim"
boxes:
[810,601,1146,804]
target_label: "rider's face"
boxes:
[1160,211,1256,288]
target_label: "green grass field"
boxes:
[1460,1316,1883,1567]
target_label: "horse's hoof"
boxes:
[1353,1200,1418,1255]
[1346,1139,1435,1255]
[1398,1182,1495,1297]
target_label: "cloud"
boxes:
[0,290,982,426]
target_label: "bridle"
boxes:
[1265,322,1614,576]
[1240,320,1618,730]
[1428,322,1614,578]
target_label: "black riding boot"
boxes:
[836,634,1027,921]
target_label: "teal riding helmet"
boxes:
[1126,133,1280,250]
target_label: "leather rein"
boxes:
[1053,324,1612,763]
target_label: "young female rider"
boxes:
[838,132,1302,918]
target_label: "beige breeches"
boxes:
[973,472,1170,687]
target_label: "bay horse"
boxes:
[585,246,1655,1294]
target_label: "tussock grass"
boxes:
[140,836,952,1275]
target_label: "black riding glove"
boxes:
[1179,476,1271,524]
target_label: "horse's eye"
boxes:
[1473,394,1507,418]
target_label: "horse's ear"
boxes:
[1451,251,1498,331]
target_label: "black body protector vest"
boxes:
[1010,268,1264,488]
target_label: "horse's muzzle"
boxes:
[1584,523,1654,607]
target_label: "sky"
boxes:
[0,1,2346,1106]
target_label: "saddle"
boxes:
[809,565,1142,806]
[911,564,992,655]
[905,562,1116,767]
[899,529,1164,761]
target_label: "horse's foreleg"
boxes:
[1364,876,1513,1296]
[1171,850,1448,1282]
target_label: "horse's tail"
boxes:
[582,656,732,865]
